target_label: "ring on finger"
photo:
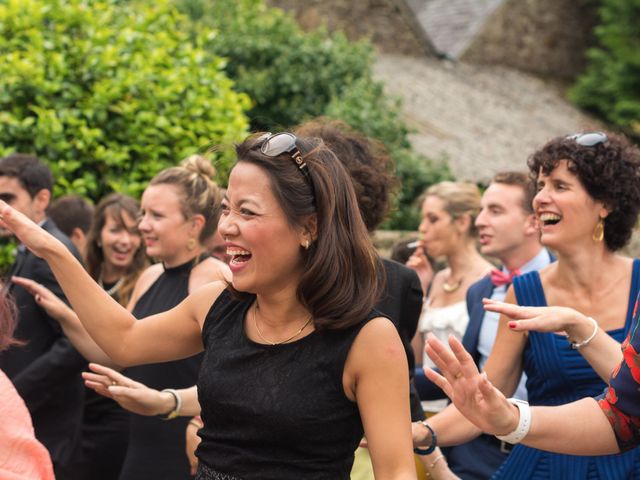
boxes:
[454,372,463,380]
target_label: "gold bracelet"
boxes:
[429,454,446,469]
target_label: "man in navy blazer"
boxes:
[0,154,86,480]
[413,172,554,478]
[446,172,554,479]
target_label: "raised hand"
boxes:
[405,245,434,295]
[423,334,518,436]
[0,200,60,258]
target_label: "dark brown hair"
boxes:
[491,171,535,215]
[0,153,53,197]
[48,194,94,236]
[149,155,222,244]
[528,132,640,251]
[233,133,385,330]
[0,285,19,352]
[86,193,148,306]
[294,118,398,232]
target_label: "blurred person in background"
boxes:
[48,194,94,260]
[408,181,492,412]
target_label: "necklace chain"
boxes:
[253,303,313,346]
[442,275,463,293]
[98,276,125,296]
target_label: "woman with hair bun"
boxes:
[15,155,229,479]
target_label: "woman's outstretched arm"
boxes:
[11,276,117,367]
[483,299,622,381]
[0,200,217,366]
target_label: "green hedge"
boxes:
[569,0,640,137]
[0,0,250,201]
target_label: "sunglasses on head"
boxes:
[259,132,314,190]
[566,131,608,147]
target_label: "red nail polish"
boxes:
[508,322,516,329]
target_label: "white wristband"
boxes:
[568,316,598,349]
[160,388,182,420]
[495,398,531,444]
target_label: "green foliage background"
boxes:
[0,0,250,202]
[177,0,452,229]
[570,0,640,138]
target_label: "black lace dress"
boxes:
[195,290,377,480]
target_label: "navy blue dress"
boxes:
[493,262,640,479]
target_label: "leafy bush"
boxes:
[177,0,452,229]
[569,0,640,137]
[0,0,250,201]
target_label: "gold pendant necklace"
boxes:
[253,303,313,346]
[442,276,463,293]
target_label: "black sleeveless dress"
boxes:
[80,280,130,480]
[195,290,378,480]
[118,258,205,480]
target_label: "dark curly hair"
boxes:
[294,118,398,232]
[528,132,640,251]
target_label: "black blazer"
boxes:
[377,258,425,420]
[0,219,86,473]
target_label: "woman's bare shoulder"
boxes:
[127,263,164,310]
[189,257,231,291]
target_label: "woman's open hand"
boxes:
[483,298,589,338]
[0,200,58,257]
[83,363,175,416]
[424,334,518,436]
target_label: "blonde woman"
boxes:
[409,182,492,408]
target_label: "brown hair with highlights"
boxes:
[86,193,148,306]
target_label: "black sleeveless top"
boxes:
[120,257,206,480]
[196,290,378,480]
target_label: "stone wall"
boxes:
[462,0,598,79]
[266,0,434,57]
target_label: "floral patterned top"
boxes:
[598,295,640,452]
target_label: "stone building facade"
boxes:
[267,0,436,57]
[269,0,598,80]
[461,0,598,80]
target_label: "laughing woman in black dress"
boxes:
[0,134,416,479]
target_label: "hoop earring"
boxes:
[592,218,605,242]
[187,238,197,251]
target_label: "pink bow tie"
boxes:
[490,268,521,287]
